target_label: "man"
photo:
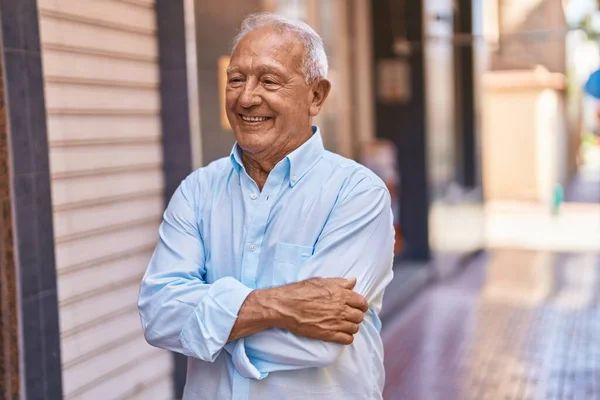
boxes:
[138,12,394,400]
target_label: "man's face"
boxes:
[225,26,329,156]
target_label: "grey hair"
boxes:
[232,12,328,83]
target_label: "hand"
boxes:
[269,277,369,345]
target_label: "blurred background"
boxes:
[0,0,599,399]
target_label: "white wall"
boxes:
[481,70,567,203]
[37,0,172,398]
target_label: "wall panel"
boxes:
[38,0,172,398]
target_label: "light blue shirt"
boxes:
[138,127,395,400]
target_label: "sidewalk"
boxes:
[485,200,600,252]
[382,250,600,400]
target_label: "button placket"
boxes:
[238,173,262,287]
[241,164,287,288]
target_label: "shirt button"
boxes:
[249,244,256,251]
[291,175,298,181]
[250,193,257,200]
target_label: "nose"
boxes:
[239,80,262,108]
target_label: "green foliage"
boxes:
[581,14,600,39]
[582,132,597,148]
[570,0,600,39]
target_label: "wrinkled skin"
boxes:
[225,26,368,345]
[225,25,330,189]
[229,277,368,345]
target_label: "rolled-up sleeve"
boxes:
[138,172,252,362]
[227,180,395,379]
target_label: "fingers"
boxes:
[318,277,352,287]
[342,277,357,290]
[343,307,365,324]
[328,332,354,345]
[321,277,357,290]
[345,292,369,313]
[337,321,360,335]
[309,320,361,345]
[320,278,367,311]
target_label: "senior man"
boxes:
[138,12,394,400]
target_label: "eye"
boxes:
[228,77,244,86]
[263,79,279,89]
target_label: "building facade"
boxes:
[0,1,187,398]
[1,0,487,399]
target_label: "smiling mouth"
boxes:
[240,114,271,123]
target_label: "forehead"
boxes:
[230,26,304,75]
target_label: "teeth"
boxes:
[241,115,268,122]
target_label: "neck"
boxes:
[242,152,273,191]
[241,128,313,190]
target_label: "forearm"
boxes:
[225,279,363,379]
[225,285,351,380]
[228,287,284,342]
[139,275,252,362]
[242,328,343,369]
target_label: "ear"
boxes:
[309,78,332,117]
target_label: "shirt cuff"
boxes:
[230,338,269,380]
[179,277,253,362]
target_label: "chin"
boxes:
[235,135,271,154]
[234,128,275,152]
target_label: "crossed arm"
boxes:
[138,173,394,379]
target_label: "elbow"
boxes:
[138,298,166,349]
[139,310,163,348]
[142,326,162,348]
[138,294,218,361]
[140,314,187,354]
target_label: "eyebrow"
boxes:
[227,61,291,77]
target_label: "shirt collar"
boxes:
[229,142,244,174]
[229,126,324,187]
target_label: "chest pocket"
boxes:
[272,242,314,286]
